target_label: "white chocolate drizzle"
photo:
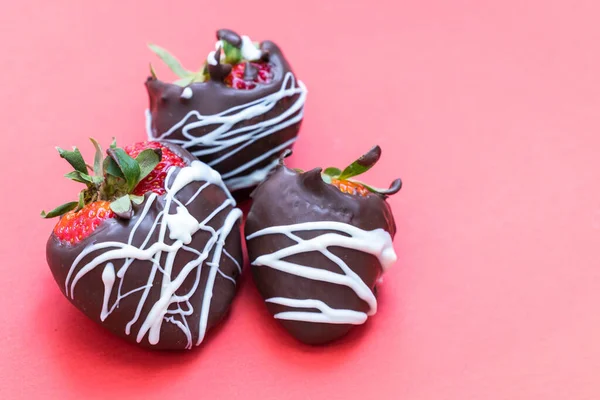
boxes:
[180,87,193,99]
[207,50,218,66]
[240,35,262,61]
[64,161,242,349]
[146,72,307,190]
[247,222,396,325]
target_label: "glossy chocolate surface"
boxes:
[146,31,306,195]
[245,165,396,344]
[47,143,243,350]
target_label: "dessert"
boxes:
[245,146,401,344]
[42,139,243,350]
[146,28,307,196]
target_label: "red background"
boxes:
[2,1,600,399]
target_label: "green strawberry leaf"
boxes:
[193,68,207,83]
[64,171,93,185]
[136,149,161,182]
[110,195,133,219]
[57,146,88,174]
[106,148,141,193]
[89,138,103,177]
[110,137,117,149]
[41,201,78,218]
[338,145,382,180]
[222,41,242,64]
[323,167,341,177]
[148,43,192,78]
[321,174,332,184]
[103,157,124,178]
[174,74,196,87]
[354,178,403,196]
[129,194,144,205]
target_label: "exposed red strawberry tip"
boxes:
[54,201,115,244]
[330,179,370,197]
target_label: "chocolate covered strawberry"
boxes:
[245,146,401,345]
[43,139,243,350]
[145,28,307,197]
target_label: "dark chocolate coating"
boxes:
[245,166,396,345]
[243,62,258,81]
[46,144,243,350]
[217,29,242,47]
[146,36,305,196]
[208,48,232,82]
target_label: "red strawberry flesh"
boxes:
[330,179,369,197]
[224,62,273,90]
[124,141,186,196]
[53,141,186,245]
[54,201,114,244]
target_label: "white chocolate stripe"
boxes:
[146,72,307,190]
[65,161,241,349]
[266,298,368,325]
[247,222,396,325]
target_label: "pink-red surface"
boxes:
[1,1,599,399]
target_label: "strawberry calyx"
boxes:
[147,29,272,90]
[320,146,402,197]
[41,138,166,221]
